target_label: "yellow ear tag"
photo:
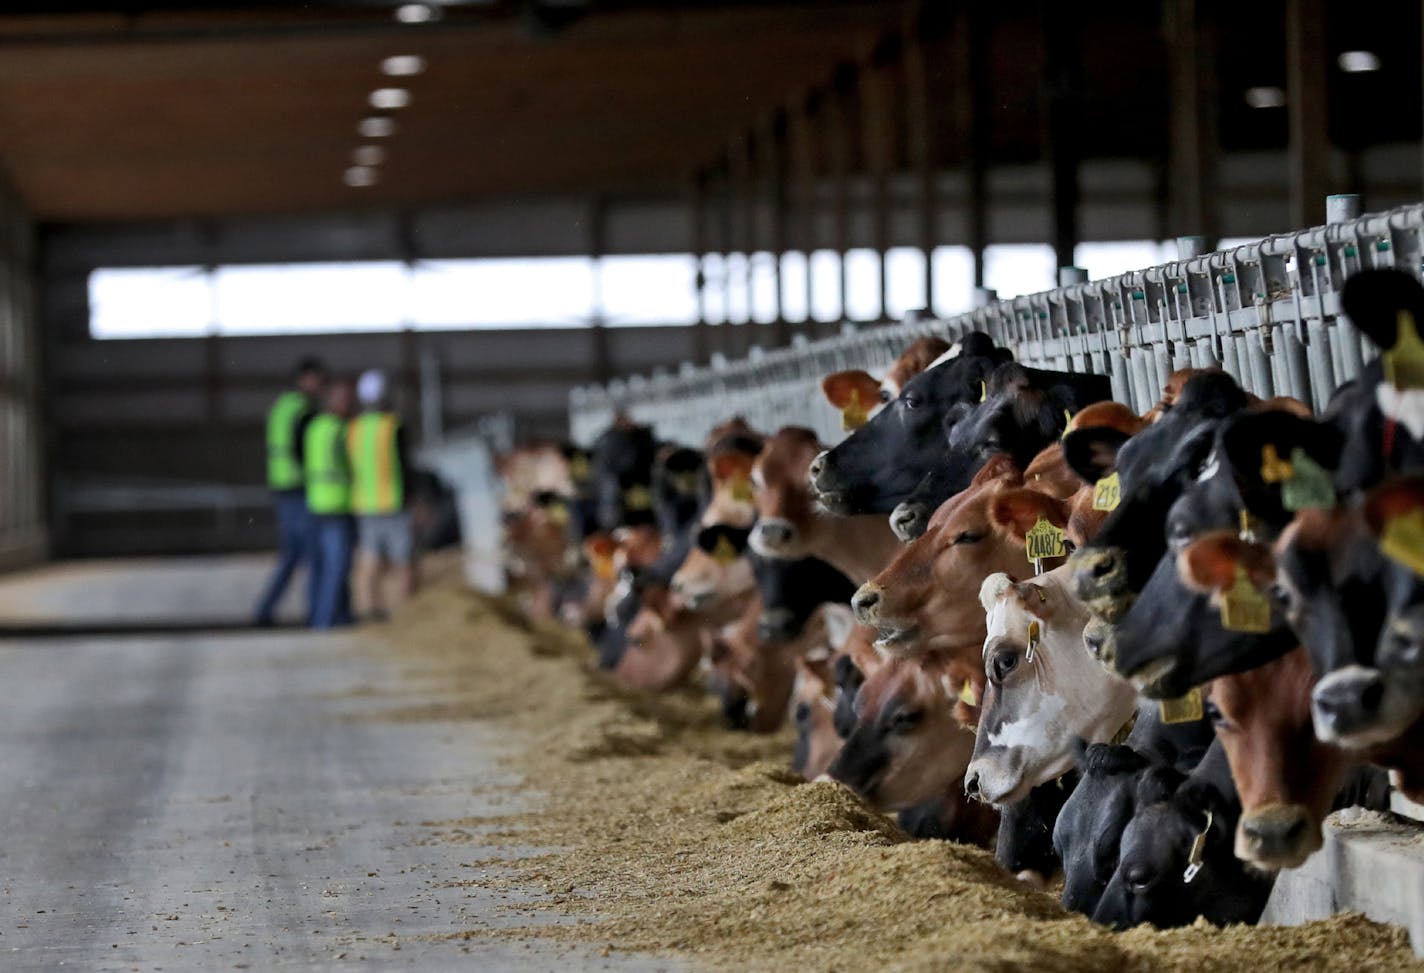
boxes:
[1025,515,1067,562]
[729,474,755,504]
[568,454,591,482]
[1158,686,1204,724]
[1092,472,1121,511]
[1060,409,1073,440]
[1025,620,1041,663]
[1384,310,1424,390]
[841,387,869,431]
[623,484,653,511]
[1380,507,1424,577]
[591,551,616,582]
[711,534,739,565]
[1280,448,1335,511]
[672,471,701,495]
[1238,510,1258,543]
[547,501,570,526]
[1259,443,1294,484]
[958,681,978,706]
[1220,564,1271,633]
[979,380,988,403]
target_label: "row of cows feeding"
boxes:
[501,267,1424,930]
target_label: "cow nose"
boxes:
[1312,669,1386,739]
[851,584,882,624]
[759,521,793,546]
[1082,619,1116,668]
[963,770,982,802]
[890,502,929,542]
[1380,616,1424,670]
[808,451,828,483]
[1240,807,1311,864]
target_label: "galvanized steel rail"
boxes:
[569,200,1423,447]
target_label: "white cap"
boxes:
[357,369,387,406]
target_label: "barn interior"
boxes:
[3,1,1424,970]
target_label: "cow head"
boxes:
[825,652,979,811]
[701,433,764,529]
[791,651,842,780]
[966,568,1135,806]
[1093,749,1264,930]
[1275,504,1424,749]
[851,460,1069,656]
[751,552,856,644]
[589,419,659,531]
[1067,372,1248,620]
[669,523,755,612]
[1054,741,1151,917]
[748,426,825,560]
[809,333,1006,515]
[1207,647,1351,870]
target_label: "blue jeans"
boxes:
[254,490,314,626]
[309,514,355,629]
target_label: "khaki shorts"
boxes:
[356,512,414,566]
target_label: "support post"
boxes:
[1165,0,1219,244]
[1286,0,1329,228]
[1042,0,1083,272]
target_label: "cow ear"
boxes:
[584,532,618,559]
[1342,268,1424,351]
[820,602,857,651]
[957,331,998,358]
[1177,531,1276,593]
[979,572,1016,613]
[710,450,755,485]
[988,362,1032,395]
[821,370,884,409]
[1364,476,1424,536]
[972,454,1023,487]
[989,488,1069,541]
[1135,764,1186,807]
[1062,426,1131,485]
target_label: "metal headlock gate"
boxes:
[569,198,1424,447]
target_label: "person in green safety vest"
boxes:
[253,356,326,627]
[305,378,357,629]
[349,369,417,620]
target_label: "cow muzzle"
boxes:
[758,607,798,644]
[964,755,1025,807]
[1082,617,1116,669]
[808,451,853,514]
[851,583,883,625]
[1311,665,1422,749]
[750,518,799,557]
[1379,611,1424,670]
[1236,804,1318,869]
[889,501,931,542]
[1070,547,1133,620]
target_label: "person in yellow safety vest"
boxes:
[254,356,326,627]
[349,369,417,620]
[305,378,357,629]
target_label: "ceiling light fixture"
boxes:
[382,55,426,77]
[369,87,411,110]
[353,145,386,167]
[344,166,379,188]
[1338,50,1382,73]
[1244,86,1286,109]
[358,116,398,138]
[395,3,440,23]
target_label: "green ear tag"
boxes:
[1060,409,1074,440]
[1158,686,1204,724]
[1220,564,1271,633]
[979,380,988,403]
[1385,310,1424,390]
[1092,472,1121,511]
[1280,448,1335,511]
[1380,508,1424,577]
[712,534,739,565]
[1025,515,1067,562]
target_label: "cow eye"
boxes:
[889,708,922,732]
[979,440,1002,456]
[954,530,984,545]
[794,702,811,726]
[902,394,921,410]
[992,652,1018,683]
[1166,520,1193,550]
[1269,583,1292,607]
[879,388,892,404]
[1204,699,1228,728]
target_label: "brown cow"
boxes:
[826,649,999,845]
[849,457,1072,671]
[614,583,756,692]
[747,427,901,584]
[1207,646,1424,870]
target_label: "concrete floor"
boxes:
[0,560,684,972]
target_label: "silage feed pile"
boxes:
[365,582,1424,973]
